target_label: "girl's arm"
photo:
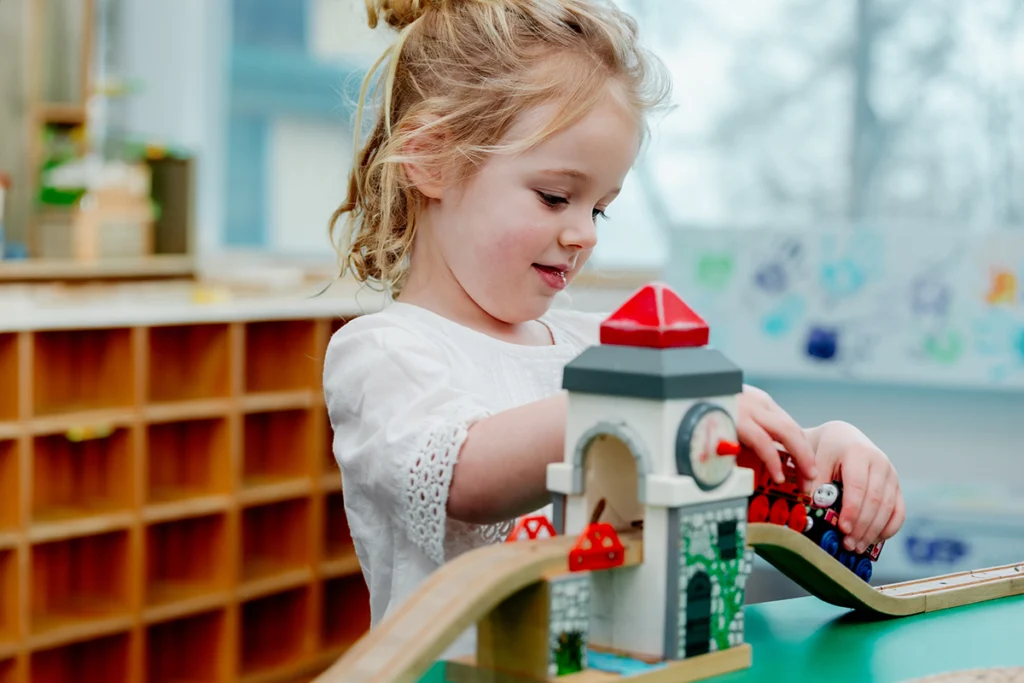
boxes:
[447,392,568,525]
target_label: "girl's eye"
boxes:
[592,208,609,221]
[536,191,568,207]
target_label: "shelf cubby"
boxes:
[323,410,337,476]
[30,630,130,683]
[324,492,353,563]
[147,417,230,504]
[242,409,313,488]
[241,498,311,584]
[146,609,226,683]
[30,530,131,635]
[146,514,230,607]
[0,658,13,683]
[244,321,318,393]
[7,313,363,673]
[148,324,231,403]
[32,429,132,523]
[0,334,17,422]
[33,328,133,416]
[0,441,18,532]
[321,575,370,652]
[0,550,16,646]
[240,587,310,677]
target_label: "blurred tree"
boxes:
[625,0,1023,229]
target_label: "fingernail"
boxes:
[844,537,856,551]
[809,467,818,480]
[775,473,785,484]
[842,522,853,534]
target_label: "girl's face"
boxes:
[405,82,641,330]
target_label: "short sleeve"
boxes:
[323,318,502,565]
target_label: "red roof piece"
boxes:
[600,282,709,348]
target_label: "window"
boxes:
[717,520,738,560]
[621,0,1024,232]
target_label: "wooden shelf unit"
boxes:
[0,315,362,683]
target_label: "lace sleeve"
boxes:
[400,397,513,563]
[324,320,511,565]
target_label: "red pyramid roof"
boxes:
[599,282,709,348]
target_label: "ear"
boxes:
[400,116,448,200]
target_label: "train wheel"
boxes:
[854,558,873,583]
[846,552,859,570]
[786,504,807,532]
[769,499,790,526]
[749,495,770,523]
[820,530,840,557]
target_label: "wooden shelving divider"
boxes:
[0,315,364,682]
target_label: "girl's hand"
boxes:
[807,421,905,553]
[737,384,818,492]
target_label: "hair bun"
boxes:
[366,0,439,30]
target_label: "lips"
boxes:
[533,263,568,291]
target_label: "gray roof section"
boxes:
[563,345,743,400]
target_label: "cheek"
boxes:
[489,215,553,261]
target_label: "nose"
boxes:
[559,211,598,251]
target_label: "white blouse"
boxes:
[322,300,603,657]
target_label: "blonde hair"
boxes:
[330,0,671,294]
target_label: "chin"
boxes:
[490,295,553,325]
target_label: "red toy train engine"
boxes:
[737,446,884,583]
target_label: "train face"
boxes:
[736,447,883,583]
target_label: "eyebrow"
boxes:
[539,168,621,194]
[541,168,592,182]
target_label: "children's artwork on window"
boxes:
[667,227,1024,388]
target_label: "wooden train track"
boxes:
[313,529,643,683]
[747,522,1024,615]
[314,523,1023,683]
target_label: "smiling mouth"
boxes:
[533,264,568,290]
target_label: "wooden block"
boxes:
[477,582,551,681]
[446,657,550,683]
[902,667,1024,683]
[447,645,751,683]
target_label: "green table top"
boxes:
[419,594,1024,683]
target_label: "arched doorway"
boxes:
[580,432,643,532]
[685,571,712,657]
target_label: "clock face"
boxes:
[676,403,738,490]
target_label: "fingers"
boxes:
[750,405,817,488]
[738,418,784,484]
[853,468,898,553]
[836,456,869,540]
[878,483,906,541]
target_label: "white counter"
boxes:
[0,276,637,333]
[0,279,390,332]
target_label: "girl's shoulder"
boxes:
[326,303,448,363]
[323,305,456,414]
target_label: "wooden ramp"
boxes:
[313,530,643,683]
[748,522,1024,616]
[314,523,1023,683]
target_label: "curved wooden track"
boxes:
[748,522,1024,616]
[314,523,1023,683]
[314,530,643,683]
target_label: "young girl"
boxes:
[323,0,904,657]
